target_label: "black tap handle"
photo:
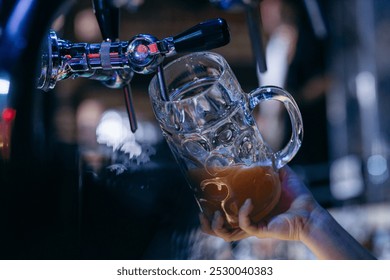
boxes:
[92,0,119,40]
[173,18,230,53]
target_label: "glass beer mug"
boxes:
[149,52,303,229]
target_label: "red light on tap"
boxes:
[2,108,16,122]
[136,44,149,54]
[148,43,158,54]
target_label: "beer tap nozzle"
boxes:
[92,0,138,132]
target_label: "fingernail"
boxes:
[243,198,251,208]
[212,211,222,228]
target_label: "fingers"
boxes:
[199,211,250,242]
[238,199,259,235]
[199,200,274,240]
[211,211,225,232]
[199,212,214,235]
[238,199,272,239]
[212,211,250,241]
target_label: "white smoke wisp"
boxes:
[96,110,162,165]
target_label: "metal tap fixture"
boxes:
[92,0,137,132]
[37,17,230,131]
[210,0,267,75]
[37,18,230,88]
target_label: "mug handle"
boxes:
[249,86,304,169]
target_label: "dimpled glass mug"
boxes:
[149,52,303,229]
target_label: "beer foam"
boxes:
[96,110,162,165]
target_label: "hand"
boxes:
[199,165,320,242]
[200,165,376,259]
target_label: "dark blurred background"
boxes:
[1,0,390,259]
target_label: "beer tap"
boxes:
[92,0,138,132]
[37,17,230,131]
[210,0,267,75]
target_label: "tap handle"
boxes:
[92,0,120,40]
[172,18,230,53]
